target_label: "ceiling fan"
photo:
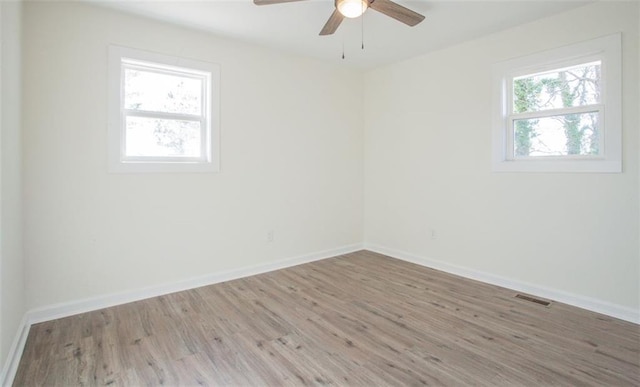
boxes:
[253,0,425,36]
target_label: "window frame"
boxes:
[492,34,621,173]
[108,45,221,173]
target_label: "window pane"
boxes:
[124,68,202,115]
[125,116,201,158]
[513,61,601,114]
[513,112,599,157]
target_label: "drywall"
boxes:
[0,0,25,370]
[19,0,639,320]
[22,2,363,309]
[364,2,639,311]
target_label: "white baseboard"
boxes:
[28,243,364,325]
[5,242,635,386]
[1,243,362,386]
[1,315,29,387]
[364,244,640,324]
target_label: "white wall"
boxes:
[364,2,639,313]
[19,1,639,320]
[22,2,363,309]
[0,0,25,370]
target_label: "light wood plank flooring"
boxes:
[13,251,640,386]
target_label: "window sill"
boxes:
[108,160,220,174]
[492,158,621,173]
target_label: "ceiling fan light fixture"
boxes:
[337,0,368,18]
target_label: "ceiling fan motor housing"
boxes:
[336,0,369,18]
[254,0,425,36]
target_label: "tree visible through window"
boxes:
[108,45,220,173]
[512,62,601,158]
[492,34,621,173]
[122,62,207,159]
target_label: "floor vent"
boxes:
[515,293,551,307]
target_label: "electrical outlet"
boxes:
[267,230,274,243]
[430,229,437,240]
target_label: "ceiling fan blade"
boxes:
[253,0,307,5]
[319,9,344,36]
[369,0,425,26]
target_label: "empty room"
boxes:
[1,0,639,385]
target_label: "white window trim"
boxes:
[492,34,621,173]
[108,45,221,173]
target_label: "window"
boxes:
[108,46,220,173]
[492,34,621,173]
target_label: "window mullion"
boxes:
[123,109,202,122]
[510,104,603,121]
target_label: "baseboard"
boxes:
[2,244,362,386]
[27,243,363,325]
[7,242,634,387]
[364,244,640,324]
[0,315,29,387]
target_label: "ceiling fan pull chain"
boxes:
[361,0,365,49]
[255,0,425,37]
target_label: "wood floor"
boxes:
[13,251,640,386]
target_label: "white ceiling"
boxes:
[91,0,591,69]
